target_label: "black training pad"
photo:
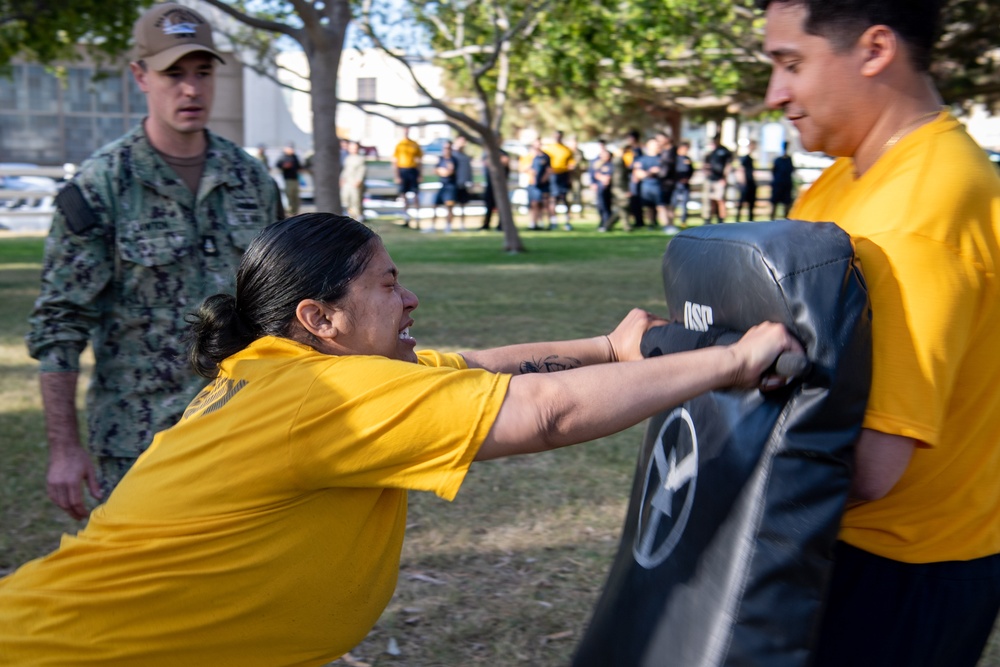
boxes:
[574,220,872,667]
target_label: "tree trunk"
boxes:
[483,137,523,253]
[306,17,349,214]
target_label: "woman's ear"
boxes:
[295,299,344,341]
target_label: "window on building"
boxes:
[357,77,376,102]
[127,75,147,117]
[26,65,59,113]
[0,63,142,164]
[66,69,95,113]
[94,70,124,114]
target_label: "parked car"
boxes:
[0,163,59,211]
[500,139,528,157]
[420,137,450,160]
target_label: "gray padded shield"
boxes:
[574,220,872,667]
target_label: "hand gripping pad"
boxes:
[573,220,872,667]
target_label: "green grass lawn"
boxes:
[1,220,997,667]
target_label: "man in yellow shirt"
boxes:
[543,130,575,230]
[392,127,423,227]
[759,1,1000,666]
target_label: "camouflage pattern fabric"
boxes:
[610,155,633,231]
[26,125,282,467]
[98,456,138,499]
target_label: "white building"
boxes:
[965,104,1000,150]
[242,60,312,160]
[243,48,452,160]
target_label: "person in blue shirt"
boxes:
[591,145,615,231]
[523,139,551,231]
[428,140,458,233]
[451,135,474,230]
[633,138,665,229]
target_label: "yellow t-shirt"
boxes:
[622,146,638,169]
[0,337,510,665]
[544,142,575,174]
[791,112,1000,563]
[392,138,422,169]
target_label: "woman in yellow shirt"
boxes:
[0,213,798,666]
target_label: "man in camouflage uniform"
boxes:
[25,3,282,520]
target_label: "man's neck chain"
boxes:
[857,108,943,177]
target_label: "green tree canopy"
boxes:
[423,0,1000,139]
[933,0,1000,111]
[0,0,148,70]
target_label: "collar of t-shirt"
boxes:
[158,149,208,194]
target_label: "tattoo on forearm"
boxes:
[519,355,582,373]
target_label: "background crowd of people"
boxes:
[259,124,799,233]
[387,126,800,233]
[520,128,798,233]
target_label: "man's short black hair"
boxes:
[754,0,943,72]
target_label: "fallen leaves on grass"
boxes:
[406,571,447,585]
[540,630,574,645]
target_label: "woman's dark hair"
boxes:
[187,212,379,378]
[755,0,943,72]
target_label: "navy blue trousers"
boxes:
[813,541,1000,667]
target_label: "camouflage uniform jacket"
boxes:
[26,125,282,459]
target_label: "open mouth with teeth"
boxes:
[398,328,413,341]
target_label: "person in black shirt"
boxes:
[452,135,474,230]
[276,145,303,216]
[481,142,510,231]
[704,135,733,224]
[619,130,643,228]
[670,141,695,226]
[736,140,759,221]
[771,142,796,219]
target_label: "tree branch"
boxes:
[339,98,477,141]
[349,96,489,137]
[358,1,442,105]
[245,61,312,94]
[197,0,302,40]
[424,7,455,44]
[473,0,549,78]
[438,44,495,58]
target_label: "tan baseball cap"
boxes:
[133,3,225,71]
